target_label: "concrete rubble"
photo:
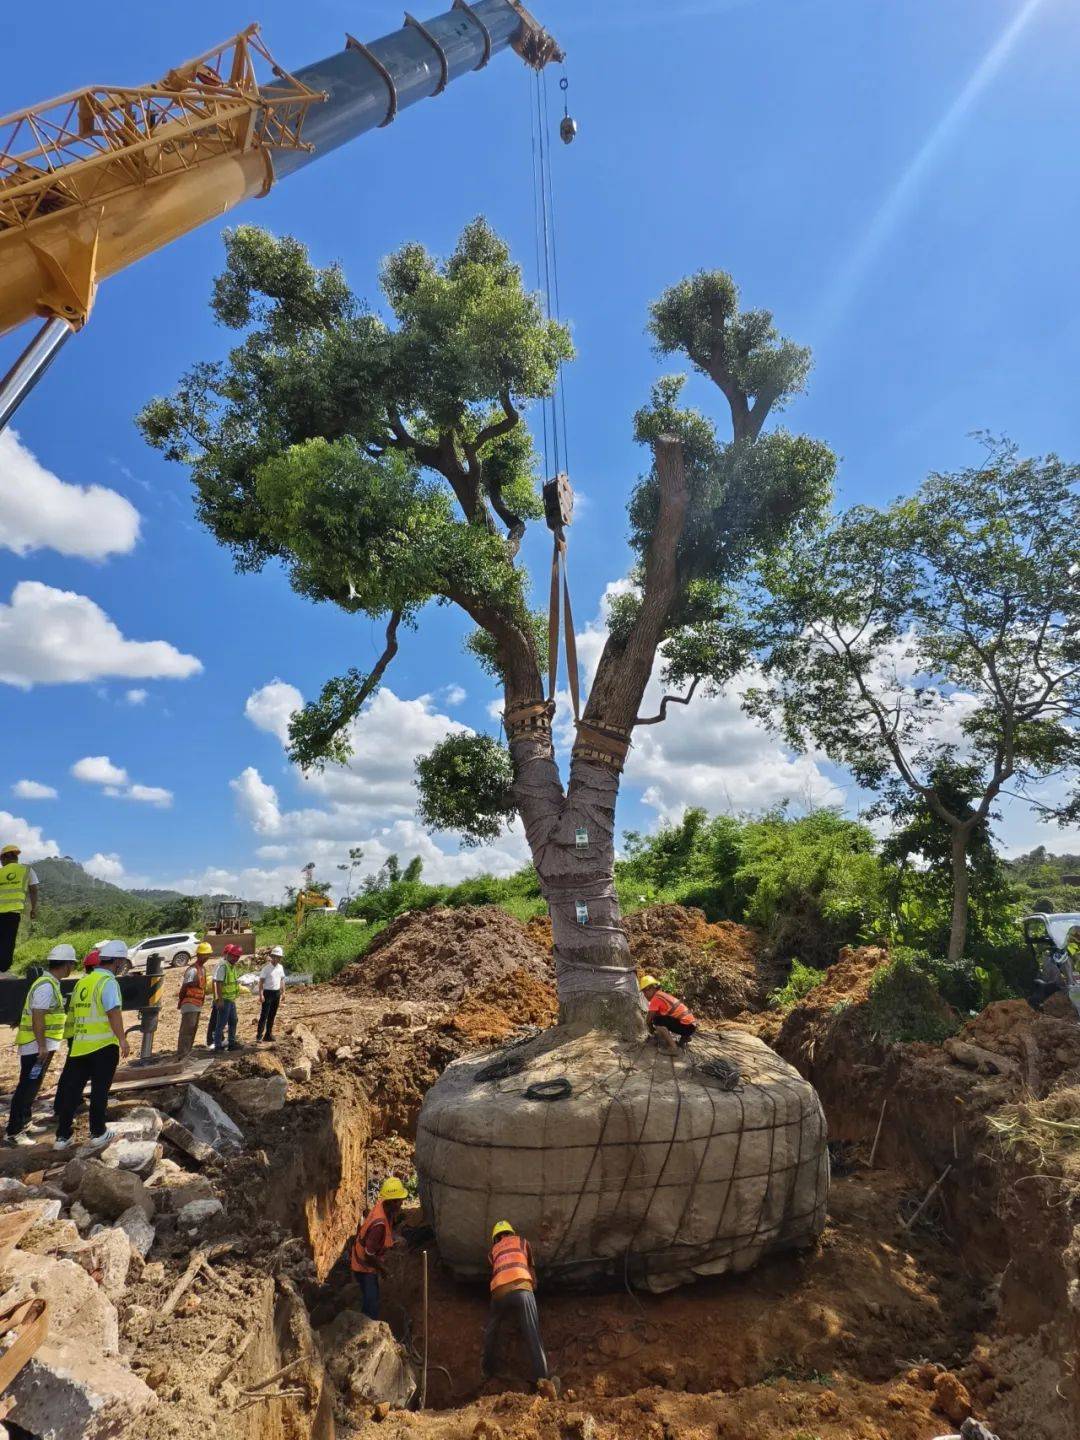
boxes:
[177,1085,245,1154]
[319,1307,418,1412]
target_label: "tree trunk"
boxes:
[948,827,972,963]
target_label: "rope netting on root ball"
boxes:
[416,1026,829,1293]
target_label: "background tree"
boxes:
[745,440,1080,962]
[140,228,833,1033]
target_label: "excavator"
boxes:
[0,1,563,430]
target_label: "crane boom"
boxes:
[0,0,562,429]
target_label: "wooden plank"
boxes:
[0,1209,40,1266]
[0,1298,48,1395]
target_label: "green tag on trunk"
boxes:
[575,828,588,848]
[575,901,589,925]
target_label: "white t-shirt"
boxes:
[25,867,39,887]
[18,976,62,1057]
[259,962,285,992]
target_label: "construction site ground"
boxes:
[0,904,1076,1440]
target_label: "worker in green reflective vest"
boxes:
[6,943,77,1145]
[53,939,130,1151]
[211,942,244,1053]
[0,843,39,974]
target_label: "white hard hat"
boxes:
[47,943,77,965]
[98,939,128,960]
[270,946,284,958]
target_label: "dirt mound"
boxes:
[622,904,769,1018]
[443,967,558,1046]
[336,906,552,1003]
[959,999,1080,1095]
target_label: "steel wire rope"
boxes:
[620,1044,689,1285]
[532,70,559,477]
[541,68,571,480]
[528,73,549,477]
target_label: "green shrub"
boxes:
[12,929,134,975]
[768,959,826,1011]
[284,914,384,983]
[865,952,957,1044]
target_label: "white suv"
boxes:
[128,932,200,971]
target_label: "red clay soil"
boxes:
[443,968,558,1046]
[958,998,1080,1094]
[336,906,553,1003]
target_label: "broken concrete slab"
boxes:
[288,1058,313,1083]
[159,1116,214,1165]
[152,1175,215,1214]
[7,1338,156,1440]
[69,1200,93,1232]
[116,1206,156,1259]
[224,1074,288,1118]
[177,1087,244,1155]
[100,1139,162,1177]
[72,1226,131,1300]
[3,1250,119,1355]
[292,1023,322,1065]
[78,1162,154,1222]
[107,1106,163,1142]
[0,1176,31,1201]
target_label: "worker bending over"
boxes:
[350,1176,407,1319]
[482,1221,551,1391]
[0,843,39,974]
[6,944,76,1145]
[176,943,211,1059]
[54,939,130,1150]
[211,943,244,1053]
[639,974,696,1051]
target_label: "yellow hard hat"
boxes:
[196,942,213,956]
[379,1177,408,1202]
[491,1220,515,1240]
[0,842,20,856]
[639,974,660,991]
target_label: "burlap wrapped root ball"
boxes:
[416,1026,829,1293]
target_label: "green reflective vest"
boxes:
[16,972,66,1047]
[0,863,29,916]
[67,969,119,1057]
[217,962,240,1002]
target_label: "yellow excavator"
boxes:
[294,889,334,938]
[0,1,562,428]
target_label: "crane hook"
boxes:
[558,74,577,144]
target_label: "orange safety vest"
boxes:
[351,1200,395,1274]
[489,1234,534,1293]
[649,990,696,1027]
[177,960,206,1010]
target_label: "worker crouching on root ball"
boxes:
[482,1221,553,1394]
[350,1176,407,1320]
[639,974,697,1052]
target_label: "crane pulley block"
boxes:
[543,471,574,532]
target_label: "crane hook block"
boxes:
[543,472,574,531]
[559,113,578,144]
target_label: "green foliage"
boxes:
[1006,847,1080,915]
[414,733,516,845]
[768,960,826,1011]
[12,930,133,976]
[340,857,544,926]
[865,952,958,1044]
[283,913,383,983]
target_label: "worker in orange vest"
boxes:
[176,943,211,1059]
[481,1221,551,1390]
[350,1176,407,1319]
[639,974,697,1052]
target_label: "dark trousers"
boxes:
[7,1051,55,1136]
[653,1014,696,1046]
[0,913,21,973]
[256,990,281,1041]
[54,1044,119,1141]
[353,1270,380,1320]
[205,1003,218,1047]
[177,1010,201,1059]
[212,1000,238,1050]
[482,1288,549,1383]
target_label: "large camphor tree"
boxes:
[139,220,834,1035]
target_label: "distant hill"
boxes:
[32,859,266,926]
[1004,848,1080,914]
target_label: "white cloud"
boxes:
[71,755,171,807]
[125,784,173,808]
[443,684,467,706]
[125,689,148,706]
[0,810,59,861]
[72,755,128,787]
[0,581,202,689]
[245,680,303,746]
[255,844,289,861]
[84,852,125,883]
[231,767,282,835]
[0,429,140,560]
[13,780,57,801]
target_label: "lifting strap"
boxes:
[547,532,580,721]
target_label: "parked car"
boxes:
[127,932,200,971]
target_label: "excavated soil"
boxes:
[12,910,1072,1440]
[337,907,553,1002]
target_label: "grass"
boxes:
[12,929,136,975]
[989,1086,1080,1184]
[768,959,826,1012]
[283,913,387,983]
[865,952,958,1044]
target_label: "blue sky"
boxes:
[2,0,1079,900]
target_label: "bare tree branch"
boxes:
[634,676,701,726]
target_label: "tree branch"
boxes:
[634,676,700,726]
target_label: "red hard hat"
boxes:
[222,943,243,958]
[83,949,100,970]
